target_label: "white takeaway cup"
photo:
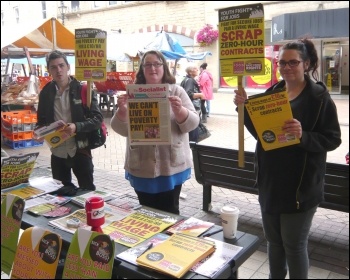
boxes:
[220,205,239,239]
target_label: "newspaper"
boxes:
[1,152,39,189]
[24,194,71,211]
[126,84,171,145]
[70,190,116,207]
[33,120,67,138]
[48,204,133,235]
[191,237,243,278]
[33,120,75,148]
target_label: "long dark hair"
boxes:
[280,38,319,81]
[135,50,176,84]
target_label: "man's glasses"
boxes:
[143,63,164,69]
[276,60,302,68]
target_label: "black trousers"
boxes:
[51,151,95,190]
[135,185,182,214]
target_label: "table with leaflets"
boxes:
[20,202,259,279]
[18,169,260,279]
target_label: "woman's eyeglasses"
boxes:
[143,63,163,69]
[276,60,302,68]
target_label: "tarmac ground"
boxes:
[1,92,349,279]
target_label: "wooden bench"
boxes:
[190,142,349,213]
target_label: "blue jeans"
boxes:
[261,205,317,279]
[205,100,211,115]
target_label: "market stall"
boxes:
[1,18,75,149]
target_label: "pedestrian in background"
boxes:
[182,65,207,123]
[36,50,103,192]
[198,63,213,117]
[234,38,341,279]
[111,50,199,214]
[180,65,205,141]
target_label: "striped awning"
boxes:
[1,17,75,59]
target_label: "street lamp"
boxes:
[58,1,68,25]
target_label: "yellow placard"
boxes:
[75,28,107,81]
[218,3,265,77]
[11,227,62,279]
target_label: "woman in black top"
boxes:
[234,38,341,279]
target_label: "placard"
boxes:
[11,227,62,279]
[62,228,115,279]
[218,3,265,77]
[1,194,25,275]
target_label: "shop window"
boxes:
[14,6,19,23]
[94,1,102,8]
[71,1,80,12]
[41,1,46,19]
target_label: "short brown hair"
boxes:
[46,50,69,69]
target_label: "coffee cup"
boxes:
[220,205,239,239]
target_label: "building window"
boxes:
[1,11,4,26]
[109,1,117,5]
[41,1,46,19]
[94,1,102,8]
[71,1,80,12]
[14,6,19,23]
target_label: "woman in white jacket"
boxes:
[111,50,199,214]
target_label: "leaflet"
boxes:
[33,120,67,138]
[33,120,75,148]
[244,89,300,151]
[126,84,171,145]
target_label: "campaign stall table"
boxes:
[19,180,259,279]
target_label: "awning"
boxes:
[1,17,75,59]
[106,32,211,62]
[106,32,158,61]
[271,8,349,42]
[142,32,212,61]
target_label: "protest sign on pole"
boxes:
[75,28,107,106]
[218,3,265,167]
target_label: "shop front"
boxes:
[271,8,349,95]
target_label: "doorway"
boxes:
[322,42,342,94]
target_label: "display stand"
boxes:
[94,72,135,116]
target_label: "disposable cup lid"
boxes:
[221,205,239,214]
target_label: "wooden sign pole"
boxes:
[87,81,92,108]
[237,76,245,168]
